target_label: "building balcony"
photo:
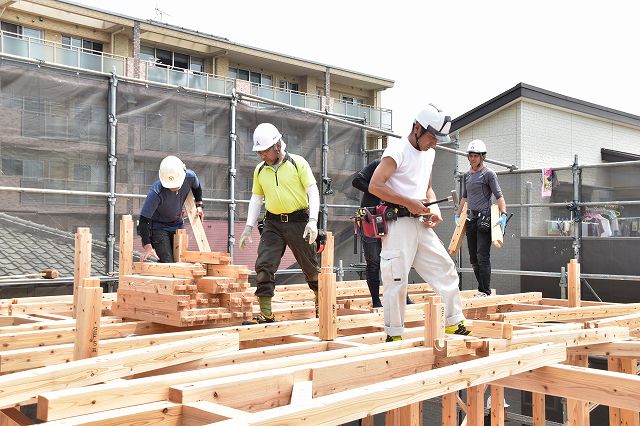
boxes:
[0,29,392,131]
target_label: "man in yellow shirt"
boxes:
[239,123,320,324]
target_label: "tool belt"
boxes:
[353,204,398,239]
[396,207,422,218]
[265,209,309,223]
[469,208,491,233]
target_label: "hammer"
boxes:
[423,190,458,207]
[0,268,60,280]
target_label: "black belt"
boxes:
[396,207,421,218]
[265,209,309,223]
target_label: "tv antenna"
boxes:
[154,6,171,22]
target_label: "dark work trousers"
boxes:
[466,218,492,295]
[255,219,319,298]
[150,228,176,263]
[361,234,383,308]
[361,231,412,308]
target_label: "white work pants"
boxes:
[381,217,465,336]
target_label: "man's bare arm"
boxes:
[369,157,430,215]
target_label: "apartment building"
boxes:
[0,0,394,271]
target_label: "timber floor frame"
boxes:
[1,282,640,426]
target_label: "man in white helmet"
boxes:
[138,155,204,263]
[455,140,508,297]
[369,104,469,341]
[239,122,320,324]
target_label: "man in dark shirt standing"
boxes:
[138,155,204,263]
[352,159,412,308]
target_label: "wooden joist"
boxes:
[0,333,239,407]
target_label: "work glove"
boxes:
[302,219,318,245]
[195,206,204,221]
[140,244,158,262]
[239,225,253,249]
[454,213,460,226]
[496,212,508,234]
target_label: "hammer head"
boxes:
[450,189,459,205]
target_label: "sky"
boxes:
[74,0,640,134]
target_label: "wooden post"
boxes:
[532,393,546,426]
[173,229,188,262]
[424,295,444,348]
[608,356,639,426]
[566,354,590,426]
[442,392,458,426]
[73,227,92,318]
[489,385,506,426]
[466,385,484,425]
[73,278,102,361]
[119,215,133,279]
[567,259,581,308]
[491,204,504,248]
[386,402,422,426]
[319,232,337,341]
[184,190,210,252]
[448,201,467,256]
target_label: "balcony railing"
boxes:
[0,29,392,130]
[0,30,126,75]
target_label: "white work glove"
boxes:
[302,219,318,245]
[239,225,253,249]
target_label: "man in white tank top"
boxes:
[369,104,469,341]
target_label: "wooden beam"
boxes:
[184,190,210,251]
[491,204,504,248]
[490,303,640,324]
[217,343,565,425]
[495,363,640,411]
[41,401,181,426]
[37,340,416,421]
[73,284,102,360]
[170,347,435,406]
[289,380,313,405]
[0,333,238,408]
[182,401,250,424]
[567,259,581,308]
[0,407,32,426]
[571,341,640,357]
[448,201,467,256]
[118,215,133,279]
[72,227,92,318]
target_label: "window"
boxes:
[229,67,272,86]
[1,22,42,39]
[1,159,23,176]
[280,81,299,92]
[141,45,204,72]
[61,35,103,53]
[342,96,364,105]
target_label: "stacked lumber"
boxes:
[114,221,254,327]
[113,262,254,327]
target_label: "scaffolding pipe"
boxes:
[228,90,238,258]
[572,154,582,261]
[106,71,118,275]
[321,116,330,230]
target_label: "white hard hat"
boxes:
[467,139,487,154]
[158,155,186,189]
[252,123,282,152]
[415,103,452,143]
[486,395,510,410]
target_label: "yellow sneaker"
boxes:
[445,321,471,336]
[385,335,403,342]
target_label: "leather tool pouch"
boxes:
[358,204,396,238]
[478,210,491,233]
